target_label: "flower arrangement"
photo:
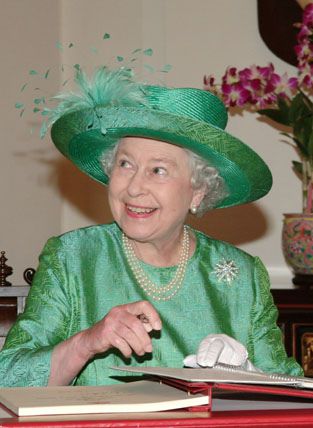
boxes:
[204,3,313,213]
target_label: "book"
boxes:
[109,365,313,406]
[112,364,313,389]
[0,380,209,417]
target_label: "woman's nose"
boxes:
[127,170,147,197]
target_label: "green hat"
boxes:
[50,67,272,209]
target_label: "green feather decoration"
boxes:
[44,66,148,133]
[15,36,170,139]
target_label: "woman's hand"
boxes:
[49,300,161,386]
[80,300,162,359]
[183,334,248,368]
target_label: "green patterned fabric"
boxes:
[0,223,302,387]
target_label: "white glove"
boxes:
[184,334,248,368]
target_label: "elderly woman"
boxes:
[0,67,302,387]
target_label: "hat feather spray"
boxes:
[16,39,159,138]
[44,66,148,138]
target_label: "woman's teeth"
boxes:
[128,206,155,214]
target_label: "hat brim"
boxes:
[51,106,272,209]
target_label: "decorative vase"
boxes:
[282,213,313,287]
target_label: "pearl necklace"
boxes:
[122,226,190,301]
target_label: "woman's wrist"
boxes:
[72,329,99,363]
[49,331,97,386]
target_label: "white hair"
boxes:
[100,141,228,215]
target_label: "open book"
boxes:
[112,365,313,403]
[2,365,313,417]
[112,364,313,389]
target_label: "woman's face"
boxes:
[108,137,203,246]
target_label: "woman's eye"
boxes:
[118,159,132,168]
[152,166,167,176]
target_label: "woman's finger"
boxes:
[109,334,133,358]
[126,301,162,331]
[118,315,153,355]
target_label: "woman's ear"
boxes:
[190,188,206,211]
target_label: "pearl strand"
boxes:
[122,226,190,301]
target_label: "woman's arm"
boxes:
[248,257,303,376]
[1,234,162,387]
[48,301,162,385]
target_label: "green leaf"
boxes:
[132,48,142,54]
[29,70,38,75]
[15,102,24,109]
[116,56,124,62]
[292,161,303,176]
[20,83,27,92]
[289,92,311,124]
[258,107,291,126]
[293,114,313,155]
[308,128,313,158]
[33,107,40,113]
[74,64,80,71]
[299,88,313,110]
[103,33,110,39]
[280,132,293,140]
[277,97,290,117]
[291,135,309,158]
[68,42,74,48]
[292,161,303,180]
[44,69,50,79]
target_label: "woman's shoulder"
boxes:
[193,228,255,263]
[42,223,121,253]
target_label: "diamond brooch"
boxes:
[213,259,239,285]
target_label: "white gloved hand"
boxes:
[184,334,248,368]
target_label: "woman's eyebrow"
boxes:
[117,151,178,167]
[150,157,178,166]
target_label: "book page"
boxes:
[0,380,209,417]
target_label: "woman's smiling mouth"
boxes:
[126,204,157,217]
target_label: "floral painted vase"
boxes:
[282,213,313,286]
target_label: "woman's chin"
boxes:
[121,226,155,243]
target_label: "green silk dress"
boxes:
[0,223,302,386]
